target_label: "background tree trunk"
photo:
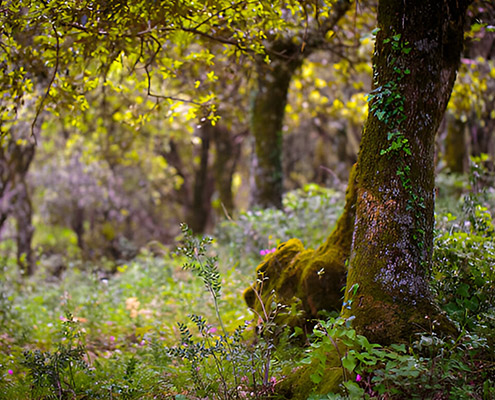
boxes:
[185,123,215,234]
[249,0,352,209]
[445,115,467,173]
[250,55,301,209]
[14,180,35,276]
[341,0,471,344]
[212,125,243,218]
[0,137,36,274]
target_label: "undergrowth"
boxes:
[0,177,494,399]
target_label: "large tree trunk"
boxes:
[341,0,470,344]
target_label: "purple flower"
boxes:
[260,249,267,256]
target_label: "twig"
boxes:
[31,22,60,143]
[144,66,203,106]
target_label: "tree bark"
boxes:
[250,55,301,209]
[341,0,471,344]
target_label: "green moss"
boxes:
[275,355,345,400]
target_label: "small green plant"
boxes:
[300,314,494,399]
[433,158,495,337]
[21,312,89,399]
[167,223,277,399]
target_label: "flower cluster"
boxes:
[259,247,277,256]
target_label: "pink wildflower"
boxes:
[271,247,276,253]
[208,327,218,334]
[356,374,362,382]
[260,249,266,256]
[7,369,13,375]
[109,336,115,342]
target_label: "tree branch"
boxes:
[31,22,60,143]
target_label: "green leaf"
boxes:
[342,353,357,372]
[343,381,365,398]
[456,283,470,298]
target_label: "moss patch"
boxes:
[244,166,358,334]
[275,346,346,399]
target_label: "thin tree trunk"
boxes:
[14,180,35,276]
[185,123,215,234]
[445,115,467,173]
[212,125,243,217]
[0,137,36,274]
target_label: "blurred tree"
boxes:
[0,136,36,275]
[443,3,495,173]
[249,0,352,208]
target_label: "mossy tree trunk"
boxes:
[248,1,471,396]
[341,0,471,344]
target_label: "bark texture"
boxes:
[341,0,471,344]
